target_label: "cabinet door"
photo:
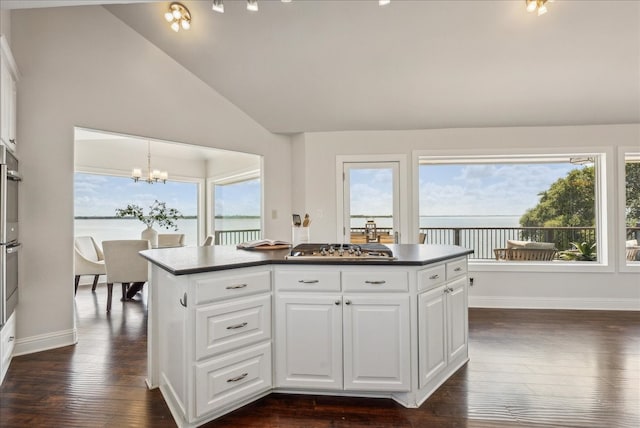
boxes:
[447,277,468,363]
[343,294,410,392]
[0,58,9,146]
[418,286,447,389]
[275,294,342,389]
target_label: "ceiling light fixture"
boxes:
[212,0,224,13]
[164,2,191,32]
[132,141,168,184]
[247,0,258,12]
[379,0,391,6]
[526,0,553,16]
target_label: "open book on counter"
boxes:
[236,239,292,250]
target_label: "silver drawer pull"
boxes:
[429,274,440,280]
[226,322,248,330]
[226,372,248,383]
[298,279,319,284]
[226,283,248,290]
[364,280,386,285]
[454,267,462,272]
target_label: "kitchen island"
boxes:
[141,244,472,428]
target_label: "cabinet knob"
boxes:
[298,279,319,284]
[335,300,341,305]
[429,274,440,280]
[454,267,462,272]
[364,280,386,285]
[345,300,352,305]
[179,292,187,307]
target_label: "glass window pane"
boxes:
[214,178,261,244]
[625,153,640,263]
[347,166,396,244]
[419,157,598,262]
[74,172,198,246]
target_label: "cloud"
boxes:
[419,163,577,216]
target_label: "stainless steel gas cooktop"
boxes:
[285,243,395,261]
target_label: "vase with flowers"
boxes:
[115,200,183,248]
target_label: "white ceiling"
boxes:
[7,1,640,134]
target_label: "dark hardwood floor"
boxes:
[1,283,638,427]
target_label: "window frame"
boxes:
[618,147,640,272]
[206,169,263,242]
[412,147,614,273]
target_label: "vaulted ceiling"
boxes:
[4,0,640,134]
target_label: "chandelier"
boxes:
[164,2,191,32]
[526,0,554,16]
[131,141,168,184]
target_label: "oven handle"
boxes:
[6,243,22,254]
[7,170,22,182]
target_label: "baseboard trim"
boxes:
[469,296,640,311]
[12,328,78,357]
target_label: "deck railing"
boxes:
[214,229,261,245]
[419,226,597,260]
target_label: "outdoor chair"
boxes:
[626,240,640,261]
[202,235,214,246]
[494,240,557,261]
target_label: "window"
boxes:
[624,152,640,265]
[212,177,261,245]
[418,154,604,263]
[74,172,198,245]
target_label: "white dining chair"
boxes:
[74,236,107,295]
[157,233,185,248]
[102,240,150,313]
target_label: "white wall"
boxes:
[297,124,640,310]
[10,5,292,354]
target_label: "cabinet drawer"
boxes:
[418,264,446,292]
[195,342,272,418]
[275,270,341,292]
[195,294,271,360]
[194,270,271,305]
[342,271,408,292]
[446,258,467,280]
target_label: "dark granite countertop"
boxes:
[140,244,473,276]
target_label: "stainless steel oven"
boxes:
[1,146,21,326]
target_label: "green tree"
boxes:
[626,162,640,226]
[520,166,595,228]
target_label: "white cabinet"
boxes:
[1,311,16,384]
[148,250,470,426]
[343,294,410,391]
[0,35,18,153]
[417,286,447,388]
[275,294,343,389]
[418,258,468,390]
[155,266,272,427]
[275,267,411,393]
